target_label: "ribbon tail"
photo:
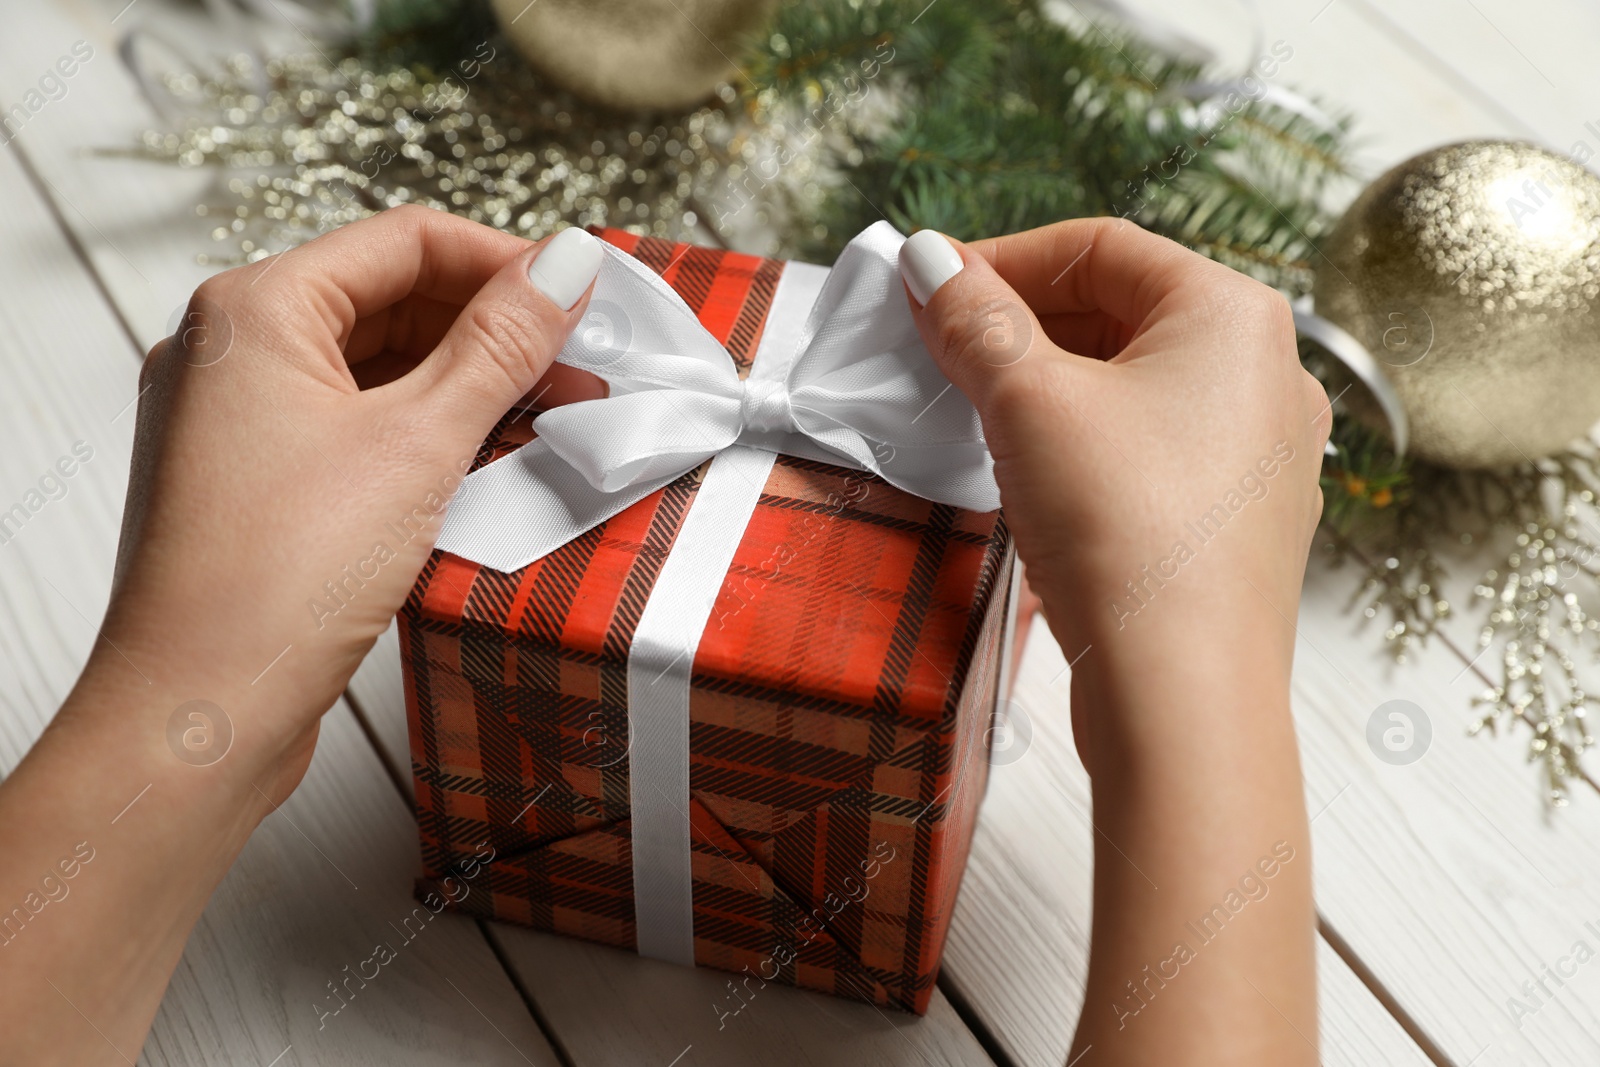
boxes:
[437,439,681,572]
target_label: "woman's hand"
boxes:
[0,206,604,1065]
[899,219,1327,1066]
[899,219,1329,692]
[99,206,605,794]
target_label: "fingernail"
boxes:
[528,227,604,311]
[899,230,964,305]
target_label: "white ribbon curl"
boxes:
[435,221,1000,572]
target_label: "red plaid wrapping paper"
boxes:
[399,229,1015,1014]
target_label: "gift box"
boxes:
[398,227,1016,1013]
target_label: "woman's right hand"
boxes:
[898,219,1330,738]
[898,219,1327,1066]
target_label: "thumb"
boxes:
[409,226,605,441]
[899,230,1052,415]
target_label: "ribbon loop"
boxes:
[535,390,737,492]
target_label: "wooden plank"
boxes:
[1336,0,1600,156]
[1317,937,1440,1067]
[6,0,267,348]
[1285,535,1600,1065]
[491,924,996,1066]
[0,32,562,1067]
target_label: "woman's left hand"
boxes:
[98,205,605,794]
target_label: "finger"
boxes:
[966,216,1234,325]
[899,229,1061,412]
[245,203,530,328]
[399,226,605,440]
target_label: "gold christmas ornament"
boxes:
[489,0,774,111]
[1313,140,1600,468]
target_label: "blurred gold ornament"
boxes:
[489,0,774,111]
[1313,140,1600,468]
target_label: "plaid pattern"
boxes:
[399,230,1014,1013]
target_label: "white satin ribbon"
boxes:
[623,259,827,966]
[435,221,1000,572]
[625,444,773,965]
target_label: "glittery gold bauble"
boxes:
[1313,140,1600,468]
[490,0,773,111]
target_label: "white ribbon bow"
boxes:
[436,222,1000,572]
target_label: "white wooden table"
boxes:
[2,0,1598,1063]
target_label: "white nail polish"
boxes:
[528,227,604,311]
[899,229,964,305]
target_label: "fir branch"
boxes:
[745,0,1352,278]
